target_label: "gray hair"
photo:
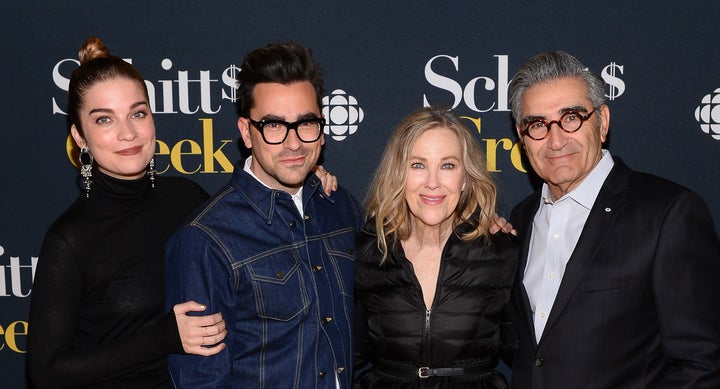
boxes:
[509,51,606,124]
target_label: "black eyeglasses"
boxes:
[520,109,597,140]
[248,117,325,145]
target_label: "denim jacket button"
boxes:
[337,367,345,374]
[321,317,333,324]
[313,265,323,272]
[318,371,327,378]
[276,271,285,279]
[289,220,296,228]
[304,214,311,220]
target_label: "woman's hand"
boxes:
[173,301,227,356]
[313,165,338,196]
[490,213,517,235]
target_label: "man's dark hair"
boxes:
[235,42,324,118]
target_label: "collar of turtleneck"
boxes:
[87,166,153,206]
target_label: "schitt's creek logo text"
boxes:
[0,244,35,354]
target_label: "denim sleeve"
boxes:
[164,225,234,388]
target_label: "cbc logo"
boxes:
[322,89,364,141]
[695,87,720,141]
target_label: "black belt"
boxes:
[375,359,494,379]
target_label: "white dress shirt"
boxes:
[523,150,614,343]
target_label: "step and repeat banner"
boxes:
[2,1,719,387]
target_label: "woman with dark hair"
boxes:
[25,36,230,388]
[354,106,518,388]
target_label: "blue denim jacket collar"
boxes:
[230,160,335,226]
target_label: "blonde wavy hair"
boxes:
[365,106,497,262]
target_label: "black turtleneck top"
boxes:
[27,169,209,388]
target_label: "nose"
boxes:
[545,121,568,150]
[425,169,440,190]
[117,120,138,141]
[283,127,302,150]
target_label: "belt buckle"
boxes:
[417,366,430,379]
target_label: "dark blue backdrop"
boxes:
[2,1,719,387]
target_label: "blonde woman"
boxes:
[354,106,518,388]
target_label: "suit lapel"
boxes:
[511,193,542,345]
[537,160,632,344]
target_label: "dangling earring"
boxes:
[79,147,93,198]
[148,158,156,188]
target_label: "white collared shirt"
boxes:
[243,157,304,216]
[523,150,614,343]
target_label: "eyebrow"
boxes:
[87,101,149,116]
[259,112,321,122]
[409,155,461,162]
[521,105,589,124]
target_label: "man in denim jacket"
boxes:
[164,42,363,388]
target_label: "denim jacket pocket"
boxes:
[248,255,309,321]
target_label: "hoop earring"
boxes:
[79,147,93,198]
[148,158,156,188]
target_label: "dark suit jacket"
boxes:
[506,157,720,389]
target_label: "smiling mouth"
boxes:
[117,146,143,156]
[279,155,307,165]
[545,151,577,161]
[420,195,445,203]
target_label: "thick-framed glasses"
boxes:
[520,109,597,140]
[248,117,325,145]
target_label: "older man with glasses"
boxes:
[504,50,720,389]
